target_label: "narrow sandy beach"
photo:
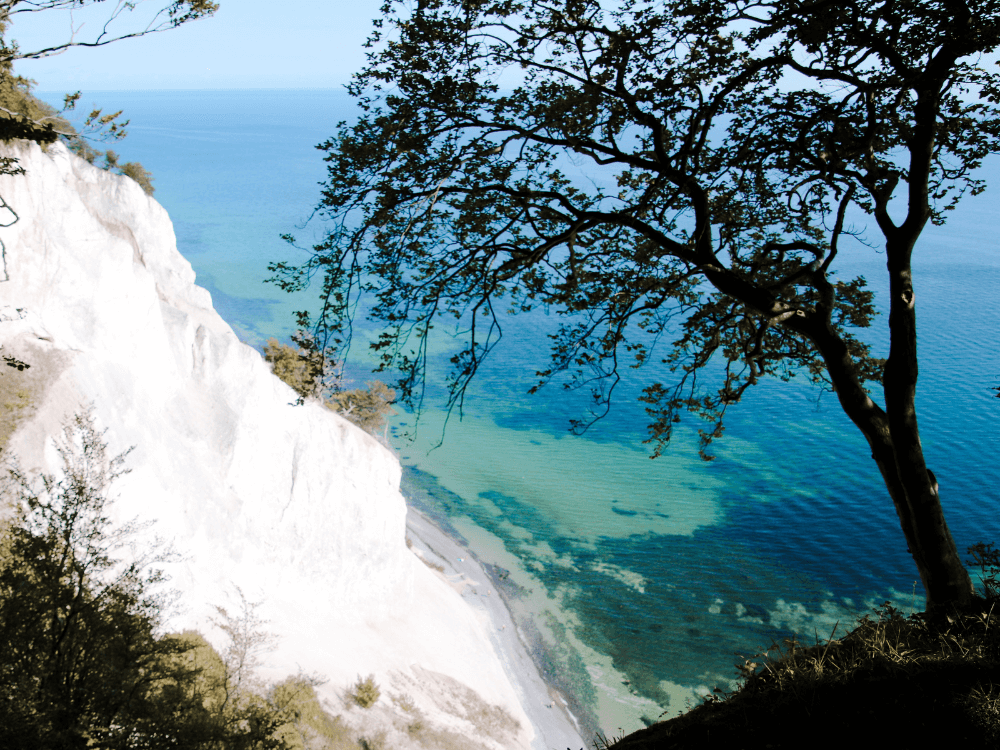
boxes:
[404,504,588,750]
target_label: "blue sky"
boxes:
[10,0,385,90]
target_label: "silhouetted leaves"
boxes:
[274,0,1000,458]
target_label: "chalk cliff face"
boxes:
[0,140,533,749]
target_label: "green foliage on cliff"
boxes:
[271,676,355,749]
[327,380,397,439]
[0,409,334,748]
[0,73,66,145]
[0,13,156,194]
[0,71,156,195]
[116,159,156,196]
[350,674,381,709]
[264,337,326,404]
[104,148,156,196]
[264,337,397,438]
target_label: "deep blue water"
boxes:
[38,88,1000,734]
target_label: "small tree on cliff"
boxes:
[270,0,1000,611]
[264,336,328,404]
[0,410,309,748]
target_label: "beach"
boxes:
[404,504,589,750]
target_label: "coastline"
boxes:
[403,501,590,750]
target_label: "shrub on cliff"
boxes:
[264,337,326,403]
[326,380,397,439]
[0,71,156,194]
[0,7,165,195]
[264,337,397,438]
[271,676,355,749]
[104,149,156,196]
[350,674,381,709]
[0,73,71,144]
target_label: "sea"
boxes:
[38,88,1000,739]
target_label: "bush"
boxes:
[391,691,417,714]
[264,337,325,404]
[270,676,353,750]
[326,380,397,437]
[0,75,154,191]
[105,149,155,195]
[263,336,396,438]
[350,674,381,709]
[0,73,70,146]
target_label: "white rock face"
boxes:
[0,140,535,749]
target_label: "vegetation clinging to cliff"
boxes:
[0,6,188,195]
[0,408,333,748]
[350,674,381,709]
[264,337,397,440]
[0,68,156,194]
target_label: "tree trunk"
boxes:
[704,255,975,611]
[881,259,973,610]
[787,273,973,612]
[863,421,972,610]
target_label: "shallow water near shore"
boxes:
[38,88,1000,739]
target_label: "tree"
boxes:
[271,0,1000,612]
[0,408,181,747]
[104,149,156,195]
[0,410,306,748]
[264,336,329,404]
[327,380,397,439]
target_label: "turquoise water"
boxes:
[39,89,1000,736]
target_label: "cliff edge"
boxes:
[0,139,543,749]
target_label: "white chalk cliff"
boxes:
[0,140,541,749]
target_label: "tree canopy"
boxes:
[272,0,1000,611]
